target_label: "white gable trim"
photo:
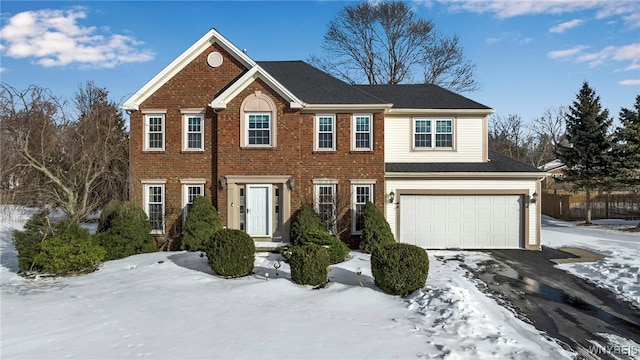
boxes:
[122,28,256,111]
[209,66,304,110]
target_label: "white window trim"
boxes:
[352,113,373,151]
[244,112,274,148]
[182,183,205,222]
[143,183,165,234]
[314,114,336,151]
[314,180,338,233]
[351,182,374,235]
[412,118,455,150]
[182,113,205,151]
[144,113,166,151]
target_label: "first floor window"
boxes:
[184,115,204,150]
[352,184,373,234]
[315,184,337,233]
[145,114,165,151]
[247,113,271,146]
[183,184,204,221]
[145,184,164,233]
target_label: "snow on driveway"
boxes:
[0,207,574,359]
[541,215,640,308]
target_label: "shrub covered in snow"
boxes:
[289,243,330,287]
[360,202,395,254]
[290,204,324,245]
[298,229,349,264]
[181,196,222,252]
[94,200,156,261]
[12,211,53,273]
[206,229,255,278]
[371,243,429,296]
[33,221,106,275]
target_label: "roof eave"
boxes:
[386,108,495,116]
[300,103,393,112]
[385,171,547,179]
[121,28,256,111]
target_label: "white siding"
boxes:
[385,178,539,248]
[384,115,485,163]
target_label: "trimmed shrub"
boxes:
[371,243,429,296]
[94,201,156,261]
[289,244,330,287]
[298,229,349,264]
[33,221,106,275]
[12,211,54,273]
[360,201,395,254]
[181,196,222,252]
[206,229,255,278]
[290,204,324,245]
[279,244,293,262]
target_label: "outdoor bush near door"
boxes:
[206,229,255,278]
[298,229,349,264]
[93,200,156,261]
[371,243,429,296]
[360,202,395,254]
[181,196,222,252]
[289,244,330,287]
[290,204,324,245]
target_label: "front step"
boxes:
[254,241,287,252]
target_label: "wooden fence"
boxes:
[541,191,640,220]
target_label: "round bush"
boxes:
[33,221,106,275]
[206,229,255,278]
[181,196,222,252]
[360,201,396,254]
[290,204,324,245]
[371,243,429,296]
[94,201,156,261]
[298,229,349,264]
[289,244,330,287]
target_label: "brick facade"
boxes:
[129,42,385,247]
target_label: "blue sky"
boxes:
[1,1,638,127]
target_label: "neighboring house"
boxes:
[539,159,569,191]
[123,29,546,250]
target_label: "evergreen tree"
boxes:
[612,95,640,227]
[556,81,613,224]
[181,196,222,252]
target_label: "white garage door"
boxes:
[400,195,523,249]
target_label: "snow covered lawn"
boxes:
[0,207,573,359]
[541,216,640,308]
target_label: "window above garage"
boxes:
[412,118,454,150]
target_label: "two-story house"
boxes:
[123,29,545,250]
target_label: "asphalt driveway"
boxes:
[462,246,640,359]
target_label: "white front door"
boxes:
[246,184,272,237]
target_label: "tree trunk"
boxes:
[585,188,592,224]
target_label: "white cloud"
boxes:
[549,19,584,33]
[0,67,6,73]
[619,79,640,86]
[0,8,154,69]
[484,32,533,45]
[547,45,589,59]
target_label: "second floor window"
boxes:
[353,114,372,151]
[184,115,204,151]
[145,114,165,151]
[316,115,335,151]
[413,118,454,149]
[247,113,272,146]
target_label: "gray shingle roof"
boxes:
[386,151,544,173]
[354,84,491,110]
[257,61,387,105]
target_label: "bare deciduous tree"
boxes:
[0,82,128,223]
[309,1,480,92]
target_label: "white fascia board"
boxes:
[386,108,495,116]
[209,66,305,109]
[300,103,393,112]
[385,172,547,179]
[121,29,256,111]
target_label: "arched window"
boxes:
[240,91,277,147]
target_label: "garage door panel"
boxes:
[400,194,522,249]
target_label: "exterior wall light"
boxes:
[220,176,227,190]
[287,177,295,191]
[389,191,395,203]
[531,192,538,203]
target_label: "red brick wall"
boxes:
[129,43,385,246]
